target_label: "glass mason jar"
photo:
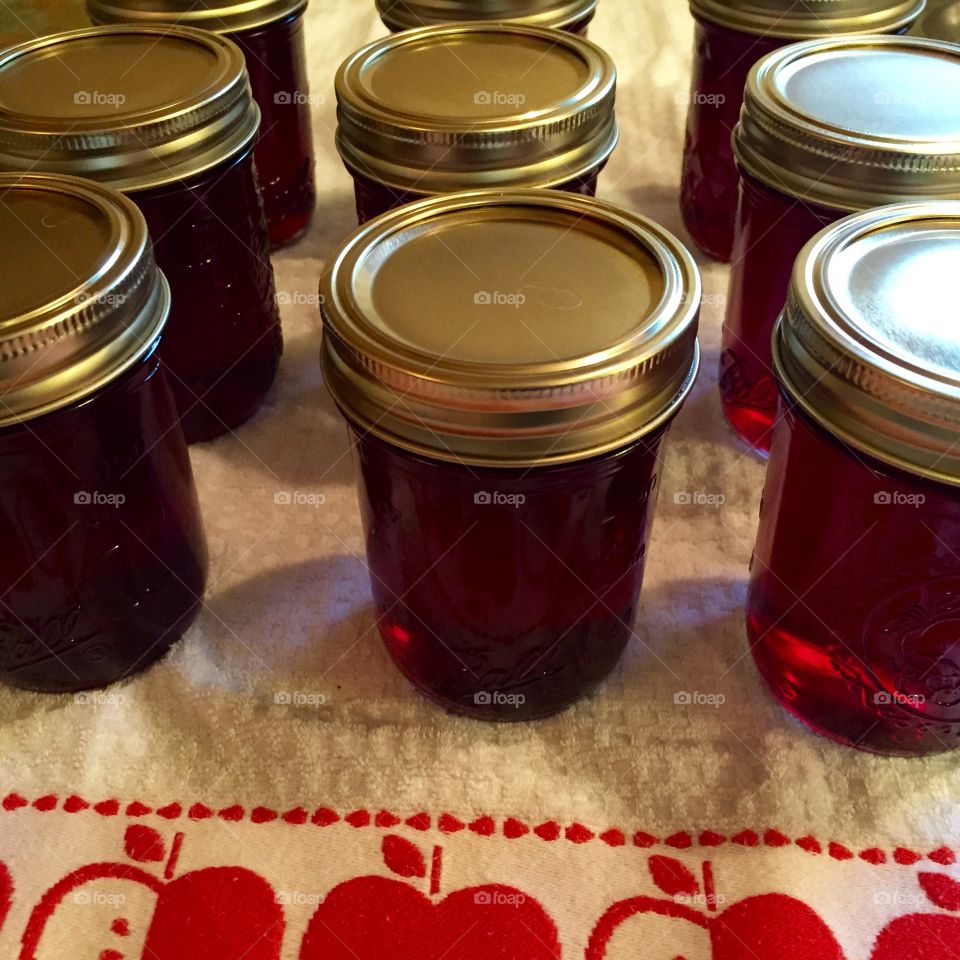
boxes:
[0,174,207,693]
[680,0,923,263]
[321,190,701,720]
[335,24,618,225]
[376,0,598,34]
[86,0,316,248]
[721,35,960,455]
[0,27,282,445]
[749,201,960,756]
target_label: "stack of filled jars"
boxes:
[0,1,318,691]
[677,1,960,756]
[1,0,960,760]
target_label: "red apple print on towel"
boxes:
[20,825,283,960]
[871,872,960,959]
[299,835,560,959]
[587,857,844,960]
[0,861,12,934]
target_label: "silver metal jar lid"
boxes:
[734,36,960,211]
[776,200,960,485]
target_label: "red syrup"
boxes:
[350,164,603,225]
[353,427,668,720]
[0,351,207,692]
[231,12,316,247]
[133,147,283,444]
[748,399,960,756]
[679,18,782,263]
[719,171,843,455]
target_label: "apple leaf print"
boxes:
[919,872,960,912]
[648,855,699,897]
[382,835,427,879]
[124,824,165,863]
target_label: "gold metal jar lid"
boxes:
[689,0,924,38]
[86,0,308,35]
[320,190,701,467]
[775,201,960,485]
[0,173,169,427]
[376,0,597,32]
[912,0,960,38]
[0,26,259,193]
[335,23,618,195]
[734,36,960,211]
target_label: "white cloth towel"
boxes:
[0,1,958,956]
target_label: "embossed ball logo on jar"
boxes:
[861,576,960,723]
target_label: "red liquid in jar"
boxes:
[720,171,842,454]
[232,12,316,247]
[353,427,668,720]
[0,350,207,692]
[134,147,283,444]
[748,398,960,756]
[350,165,603,224]
[680,19,782,262]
